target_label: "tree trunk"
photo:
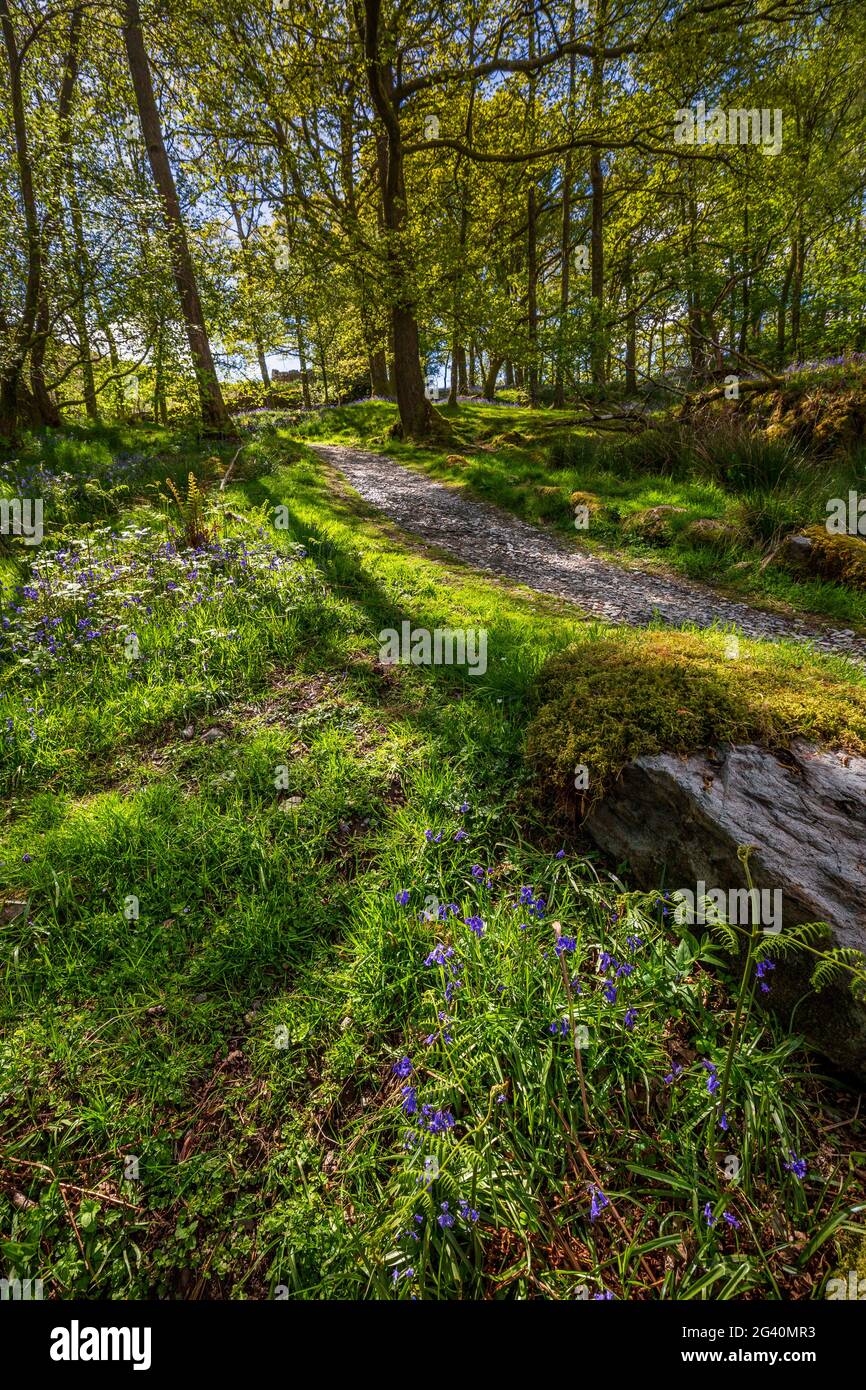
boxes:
[525,2,539,404]
[296,319,312,408]
[0,0,43,440]
[790,232,805,360]
[623,249,637,394]
[360,0,443,439]
[588,0,608,390]
[29,293,61,426]
[738,204,750,357]
[370,348,389,396]
[123,0,230,430]
[553,0,576,409]
[483,356,504,399]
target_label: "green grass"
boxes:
[293,399,866,629]
[1,423,864,1300]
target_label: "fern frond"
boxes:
[811,946,866,994]
[761,921,830,959]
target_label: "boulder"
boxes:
[623,504,687,543]
[773,532,813,571]
[585,739,866,1081]
[684,517,742,548]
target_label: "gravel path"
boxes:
[313,444,865,663]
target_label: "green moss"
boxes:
[525,629,866,809]
[803,526,866,590]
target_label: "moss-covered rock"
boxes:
[569,489,602,513]
[623,504,687,543]
[800,526,866,590]
[684,517,742,548]
[492,430,529,447]
[525,629,866,809]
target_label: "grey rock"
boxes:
[586,740,866,1081]
[777,533,814,570]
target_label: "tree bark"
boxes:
[588,0,608,389]
[370,348,390,396]
[122,0,230,430]
[0,0,43,439]
[483,356,504,399]
[553,0,576,408]
[790,231,805,360]
[359,0,443,439]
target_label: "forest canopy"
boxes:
[1,0,865,441]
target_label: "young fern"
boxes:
[811,947,866,1001]
[163,472,215,548]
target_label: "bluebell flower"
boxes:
[723,1211,740,1229]
[424,1108,455,1135]
[589,1186,608,1222]
[458,1200,479,1222]
[424,943,455,968]
[593,1290,614,1300]
[464,915,485,937]
[555,849,565,860]
[401,1085,417,1115]
[395,890,410,906]
[438,1202,455,1228]
[663,1064,683,1085]
[554,934,577,956]
[626,935,643,952]
[392,1057,412,1078]
[704,1203,715,1227]
[602,980,617,1004]
[784,1152,807,1179]
[624,1008,637,1031]
[454,829,468,842]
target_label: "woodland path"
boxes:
[312,443,866,664]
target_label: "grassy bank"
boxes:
[1,423,864,1299]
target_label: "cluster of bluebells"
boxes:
[436,1200,478,1230]
[704,1204,740,1230]
[755,959,776,994]
[425,941,463,1005]
[0,527,311,681]
[597,949,635,1008]
[514,884,545,927]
